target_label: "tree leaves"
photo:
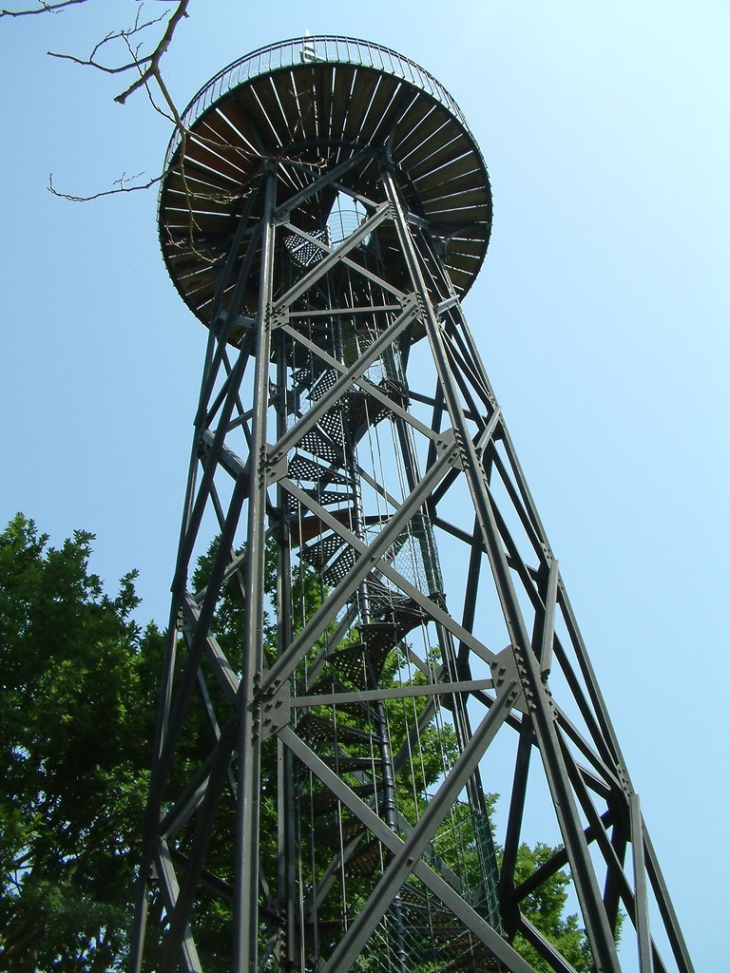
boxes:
[0,517,603,971]
[0,514,163,972]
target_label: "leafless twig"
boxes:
[0,0,88,16]
[10,1,192,203]
[48,170,164,201]
[8,0,314,271]
[45,0,189,104]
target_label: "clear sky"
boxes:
[1,2,727,970]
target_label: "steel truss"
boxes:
[131,37,693,973]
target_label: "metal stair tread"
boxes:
[295,712,374,746]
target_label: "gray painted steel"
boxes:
[132,35,694,973]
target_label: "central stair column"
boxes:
[335,316,409,973]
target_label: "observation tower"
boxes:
[131,36,693,973]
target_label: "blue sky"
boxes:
[1,2,727,970]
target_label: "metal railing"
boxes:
[164,35,471,166]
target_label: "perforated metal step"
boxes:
[288,453,350,486]
[308,782,384,816]
[295,712,373,747]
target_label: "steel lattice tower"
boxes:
[131,36,694,973]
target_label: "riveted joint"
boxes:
[489,658,508,690]
[266,451,289,484]
[400,291,418,312]
[506,684,521,708]
[259,687,290,740]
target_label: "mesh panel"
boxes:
[284,226,330,267]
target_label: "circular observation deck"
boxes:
[159,36,492,328]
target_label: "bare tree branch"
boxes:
[115,0,189,105]
[45,0,189,105]
[48,170,164,201]
[8,0,261,268]
[0,0,88,16]
[3,1,190,107]
[12,0,192,204]
[47,6,170,76]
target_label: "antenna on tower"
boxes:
[301,29,316,62]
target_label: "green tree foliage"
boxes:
[510,841,596,973]
[0,518,601,971]
[0,514,164,972]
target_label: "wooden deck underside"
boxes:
[159,62,492,327]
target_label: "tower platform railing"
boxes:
[164,34,471,167]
